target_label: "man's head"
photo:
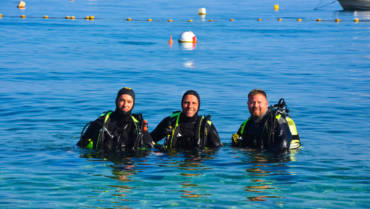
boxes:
[247,89,268,118]
[181,90,200,118]
[115,87,135,114]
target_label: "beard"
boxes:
[115,106,131,117]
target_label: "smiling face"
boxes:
[248,93,268,118]
[182,94,199,118]
[117,94,134,113]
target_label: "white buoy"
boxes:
[178,31,197,43]
[198,8,206,15]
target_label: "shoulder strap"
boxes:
[170,111,181,125]
[165,111,181,149]
[240,118,250,135]
[96,111,113,148]
[131,113,143,126]
[130,113,145,151]
[104,111,112,123]
[198,115,212,148]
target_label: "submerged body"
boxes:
[151,111,222,151]
[151,90,222,151]
[78,111,152,153]
[77,87,153,153]
[232,109,300,152]
[232,89,300,153]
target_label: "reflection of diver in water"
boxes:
[156,149,216,199]
[78,151,141,205]
[179,151,216,199]
[235,148,299,202]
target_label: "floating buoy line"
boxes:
[0,14,368,23]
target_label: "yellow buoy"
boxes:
[71,16,75,20]
[229,18,235,22]
[316,18,322,22]
[85,16,89,20]
[43,15,48,19]
[297,18,302,22]
[168,19,173,22]
[277,18,283,22]
[274,4,279,11]
[335,18,340,23]
[17,1,26,9]
[20,14,26,18]
[188,19,193,22]
[126,17,132,21]
[89,16,95,20]
[0,14,3,18]
[147,18,152,22]
[208,19,214,22]
[65,16,70,19]
[354,18,359,23]
[257,18,262,21]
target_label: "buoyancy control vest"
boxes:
[233,98,300,150]
[80,111,147,151]
[164,111,212,150]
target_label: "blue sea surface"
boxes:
[0,0,369,208]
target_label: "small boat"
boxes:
[338,0,370,10]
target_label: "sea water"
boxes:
[0,0,369,208]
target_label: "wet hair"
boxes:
[248,89,267,99]
[181,90,200,107]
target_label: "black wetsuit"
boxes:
[77,110,153,153]
[151,112,222,150]
[232,110,292,152]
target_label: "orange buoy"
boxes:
[192,36,197,43]
[169,35,173,46]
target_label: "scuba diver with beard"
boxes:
[231,89,300,153]
[150,90,222,151]
[77,87,153,153]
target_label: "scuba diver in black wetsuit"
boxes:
[150,90,222,152]
[232,89,300,153]
[77,87,153,153]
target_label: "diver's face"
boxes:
[182,95,199,118]
[117,94,134,113]
[248,94,268,118]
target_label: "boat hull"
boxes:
[338,0,370,10]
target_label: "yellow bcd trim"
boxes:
[232,133,240,143]
[86,138,94,149]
